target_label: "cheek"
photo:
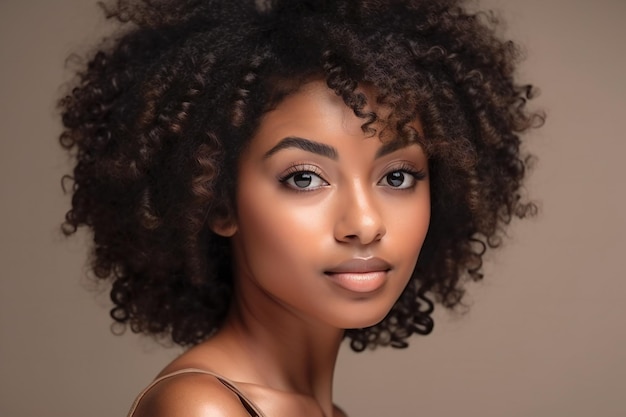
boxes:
[384,190,430,248]
[232,187,341,318]
[234,181,332,275]
[393,205,430,251]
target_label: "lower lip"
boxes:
[325,271,387,293]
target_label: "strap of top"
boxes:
[126,368,267,417]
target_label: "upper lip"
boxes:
[325,257,391,274]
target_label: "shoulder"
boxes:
[130,371,252,417]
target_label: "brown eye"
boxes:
[386,171,406,187]
[293,172,313,188]
[378,168,423,190]
[280,169,328,191]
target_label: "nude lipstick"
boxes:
[324,257,391,293]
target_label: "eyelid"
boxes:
[382,161,427,178]
[277,163,326,180]
[277,163,329,191]
[378,162,427,189]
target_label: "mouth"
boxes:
[324,257,391,293]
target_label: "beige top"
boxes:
[126,368,267,417]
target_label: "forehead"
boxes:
[258,81,362,138]
[254,80,423,146]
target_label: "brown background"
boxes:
[1,0,625,416]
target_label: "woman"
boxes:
[59,0,542,415]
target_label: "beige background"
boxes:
[1,0,625,416]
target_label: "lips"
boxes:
[324,257,391,293]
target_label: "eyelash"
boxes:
[278,164,329,192]
[379,163,427,190]
[278,163,426,192]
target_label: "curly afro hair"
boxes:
[59,0,543,350]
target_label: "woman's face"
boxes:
[220,81,430,330]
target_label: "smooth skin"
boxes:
[132,81,431,417]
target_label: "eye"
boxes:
[383,171,414,189]
[379,167,426,190]
[279,166,329,191]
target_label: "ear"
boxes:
[210,217,238,237]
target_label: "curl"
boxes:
[59,0,542,349]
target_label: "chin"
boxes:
[336,306,392,330]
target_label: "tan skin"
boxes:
[132,81,431,417]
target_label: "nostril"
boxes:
[333,197,387,245]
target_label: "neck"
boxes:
[209,282,345,415]
[226,294,344,389]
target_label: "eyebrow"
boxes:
[263,136,338,160]
[374,140,416,159]
[262,136,421,160]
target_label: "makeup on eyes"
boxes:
[271,148,427,196]
[278,163,329,191]
[378,163,427,190]
[276,165,427,194]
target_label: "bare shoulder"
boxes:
[131,372,252,417]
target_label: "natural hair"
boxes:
[59,0,543,351]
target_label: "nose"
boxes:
[334,181,386,245]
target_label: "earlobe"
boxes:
[210,218,238,237]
